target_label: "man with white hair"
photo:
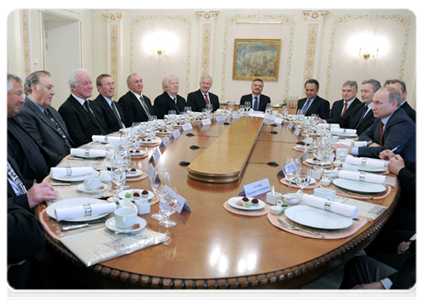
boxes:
[58,68,108,147]
[187,75,219,112]
[153,74,186,119]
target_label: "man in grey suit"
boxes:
[17,71,74,164]
[384,79,416,123]
[328,80,362,119]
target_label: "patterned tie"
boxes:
[355,105,367,128]
[301,99,311,114]
[44,108,71,149]
[110,101,123,128]
[173,97,180,114]
[341,102,348,117]
[379,121,384,145]
[139,96,151,117]
[7,161,27,196]
[204,94,210,105]
[253,96,259,111]
[83,101,106,134]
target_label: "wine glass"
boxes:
[150,169,172,221]
[184,106,192,116]
[239,105,245,114]
[244,101,251,111]
[295,169,311,195]
[159,187,178,227]
[228,101,234,113]
[111,166,127,195]
[206,103,213,114]
[265,103,272,114]
[283,157,301,193]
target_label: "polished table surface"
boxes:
[37,116,399,289]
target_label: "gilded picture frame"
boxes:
[232,38,281,81]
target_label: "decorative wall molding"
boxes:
[21,9,32,77]
[196,11,219,77]
[303,10,328,22]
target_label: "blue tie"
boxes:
[301,99,311,114]
[253,96,259,111]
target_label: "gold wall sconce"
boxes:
[358,39,379,59]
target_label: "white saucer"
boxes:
[105,217,146,233]
[129,150,147,157]
[119,189,155,201]
[126,169,143,178]
[77,183,108,193]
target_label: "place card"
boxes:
[239,178,271,198]
[181,123,193,131]
[160,136,170,148]
[146,163,155,182]
[152,148,161,163]
[288,121,295,129]
[165,188,191,213]
[274,117,284,125]
[170,129,181,139]
[294,128,302,136]
[200,119,211,126]
[231,113,242,119]
[214,115,226,122]
[264,114,277,121]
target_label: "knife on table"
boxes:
[61,221,104,231]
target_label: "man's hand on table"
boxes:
[27,183,56,208]
[334,143,352,154]
[387,154,405,175]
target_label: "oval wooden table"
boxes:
[37,116,399,289]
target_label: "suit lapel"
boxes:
[24,98,59,133]
[130,92,148,119]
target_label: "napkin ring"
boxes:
[83,204,92,217]
[85,149,90,157]
[104,136,108,143]
[66,167,72,177]
[361,158,367,166]
[359,172,366,182]
[324,200,332,212]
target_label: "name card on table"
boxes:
[181,123,193,131]
[166,188,191,213]
[274,117,284,125]
[146,163,155,182]
[214,115,226,122]
[231,113,243,120]
[160,136,170,148]
[288,122,295,130]
[294,128,302,136]
[264,114,277,121]
[277,160,300,176]
[170,129,181,139]
[239,178,271,198]
[200,119,211,126]
[151,148,161,163]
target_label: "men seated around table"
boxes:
[93,74,126,133]
[118,73,154,126]
[335,86,415,162]
[328,80,362,119]
[187,75,220,112]
[16,70,75,165]
[58,68,108,147]
[154,73,186,119]
[384,79,416,123]
[7,73,55,184]
[239,78,271,111]
[296,79,330,119]
[320,79,379,136]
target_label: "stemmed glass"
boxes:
[111,165,127,198]
[283,157,301,193]
[184,106,192,117]
[150,169,172,221]
[295,169,312,195]
[265,103,272,114]
[228,101,234,113]
[159,187,178,227]
[244,101,251,112]
[206,103,213,114]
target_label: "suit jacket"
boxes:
[92,94,126,133]
[118,91,154,126]
[400,101,416,123]
[296,95,330,119]
[240,94,271,112]
[58,95,108,147]
[187,89,220,112]
[358,108,415,161]
[153,92,186,119]
[16,97,74,164]
[7,153,33,210]
[329,98,362,119]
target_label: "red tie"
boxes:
[341,102,348,117]
[204,94,209,105]
[379,121,384,145]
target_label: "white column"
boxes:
[196,11,219,77]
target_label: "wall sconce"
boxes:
[144,32,178,56]
[154,39,165,55]
[358,39,379,59]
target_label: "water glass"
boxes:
[159,187,178,227]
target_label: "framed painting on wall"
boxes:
[232,38,281,81]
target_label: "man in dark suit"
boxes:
[384,79,416,123]
[58,69,108,147]
[154,74,186,119]
[239,79,270,111]
[296,79,330,119]
[16,71,74,165]
[335,86,415,162]
[187,75,220,112]
[93,74,126,133]
[323,79,380,135]
[329,80,362,119]
[118,73,154,126]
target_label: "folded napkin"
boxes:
[336,140,368,147]
[50,167,94,178]
[301,194,358,218]
[317,123,339,129]
[70,148,107,157]
[92,135,121,143]
[331,128,356,134]
[345,155,388,168]
[55,202,117,222]
[338,169,385,184]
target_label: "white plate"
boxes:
[51,170,96,182]
[129,150,147,157]
[156,130,171,135]
[73,152,106,158]
[77,183,109,194]
[306,158,332,166]
[228,197,266,211]
[333,178,386,193]
[126,169,143,178]
[287,177,317,185]
[46,198,110,222]
[140,138,158,144]
[119,189,154,201]
[357,165,387,173]
[105,217,146,233]
[285,205,353,230]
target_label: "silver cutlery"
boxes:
[277,218,325,238]
[61,221,104,231]
[51,183,71,186]
[332,186,375,200]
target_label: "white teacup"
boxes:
[314,188,336,200]
[114,207,137,229]
[270,205,283,215]
[83,175,102,191]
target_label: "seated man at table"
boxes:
[58,68,108,147]
[328,80,362,119]
[384,79,416,123]
[17,70,75,165]
[118,73,154,126]
[187,75,219,112]
[154,74,186,119]
[93,74,126,133]
[7,73,55,184]
[296,79,330,118]
[240,78,271,111]
[335,86,415,162]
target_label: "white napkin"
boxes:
[338,170,385,184]
[92,135,121,143]
[317,123,339,129]
[336,140,368,147]
[331,128,356,134]
[345,155,388,168]
[50,167,94,178]
[55,202,117,221]
[70,148,107,157]
[301,194,358,218]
